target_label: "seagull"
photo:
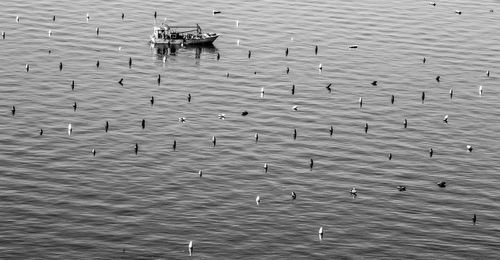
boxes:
[188,241,193,256]
[326,83,332,93]
[388,153,392,160]
[16,16,20,23]
[48,30,52,37]
[255,196,260,205]
[291,191,297,200]
[437,181,446,188]
[359,97,363,108]
[429,148,434,158]
[436,75,440,82]
[92,149,96,156]
[403,118,408,128]
[292,105,298,111]
[455,10,462,15]
[479,85,483,96]
[199,170,203,178]
[486,70,490,77]
[68,123,72,136]
[318,63,322,71]
[449,88,453,99]
[86,13,90,22]
[260,87,264,98]
[429,2,436,6]
[472,214,477,225]
[318,227,323,241]
[213,10,221,15]
[466,145,473,152]
[443,115,448,124]
[397,185,406,191]
[118,78,123,86]
[350,187,357,198]
[371,81,377,86]
[218,113,226,120]
[179,117,186,123]
[264,163,268,173]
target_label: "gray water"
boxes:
[1,0,499,259]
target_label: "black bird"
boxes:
[150,96,154,106]
[217,53,220,61]
[293,128,297,140]
[291,84,295,95]
[118,78,123,86]
[73,102,77,111]
[429,148,434,158]
[121,13,124,20]
[129,57,132,68]
[213,10,221,15]
[173,140,177,151]
[134,143,138,155]
[105,121,109,132]
[26,64,30,72]
[421,91,425,104]
[52,15,56,21]
[326,83,332,93]
[286,67,289,74]
[291,191,296,200]
[388,153,392,160]
[397,185,406,191]
[11,106,15,116]
[141,119,145,129]
[450,88,453,99]
[472,214,477,225]
[309,159,314,170]
[391,95,395,104]
[248,50,251,59]
[71,80,75,90]
[315,45,318,55]
[364,123,368,134]
[40,129,43,135]
[157,74,161,85]
[371,81,377,86]
[187,93,191,102]
[154,11,157,19]
[403,118,408,128]
[241,111,248,116]
[59,62,63,71]
[329,126,333,137]
[285,48,289,57]
[436,75,440,82]
[423,57,426,63]
[437,181,446,188]
[96,27,99,36]
[96,60,100,68]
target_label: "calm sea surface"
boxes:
[1,0,499,259]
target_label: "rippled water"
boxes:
[1,0,500,259]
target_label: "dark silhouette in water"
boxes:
[403,118,408,128]
[150,96,154,106]
[309,159,314,170]
[371,81,377,86]
[248,50,251,59]
[157,74,161,85]
[122,13,124,20]
[472,214,477,225]
[359,97,363,108]
[326,83,332,93]
[154,11,157,19]
[449,88,453,99]
[255,133,258,142]
[71,80,75,90]
[217,53,220,61]
[212,136,216,146]
[397,185,406,191]
[129,57,132,68]
[73,102,77,111]
[134,143,138,155]
[241,111,248,116]
[293,128,297,140]
[92,149,96,156]
[291,84,295,95]
[388,153,392,160]
[96,27,99,36]
[11,106,15,116]
[364,123,369,134]
[40,129,43,135]
[422,92,425,104]
[423,57,426,63]
[141,119,146,129]
[96,60,100,68]
[329,126,333,137]
[118,78,123,86]
[173,140,177,151]
[286,67,289,74]
[2,31,5,39]
[59,62,63,71]
[291,191,296,200]
[429,148,434,158]
[436,75,440,82]
[315,45,318,55]
[105,121,109,132]
[391,95,395,104]
[437,181,446,188]
[188,93,191,102]
[264,163,268,173]
[285,48,289,57]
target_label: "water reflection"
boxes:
[152,44,218,60]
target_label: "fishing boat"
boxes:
[150,23,219,45]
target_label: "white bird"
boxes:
[486,70,490,77]
[455,10,462,15]
[292,105,298,111]
[2,31,5,39]
[25,64,30,72]
[479,85,483,96]
[466,145,473,152]
[92,149,96,156]
[68,123,72,136]
[16,16,19,23]
[218,114,226,120]
[264,163,268,173]
[443,115,449,124]
[86,13,90,22]
[198,170,202,178]
[236,20,239,27]
[162,56,166,63]
[118,46,122,51]
[179,117,186,123]
[188,241,193,256]
[237,39,240,46]
[359,97,363,108]
[318,227,324,241]
[350,187,357,198]
[256,196,260,205]
[449,88,454,99]
[318,63,323,71]
[260,87,264,98]
[48,30,52,37]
